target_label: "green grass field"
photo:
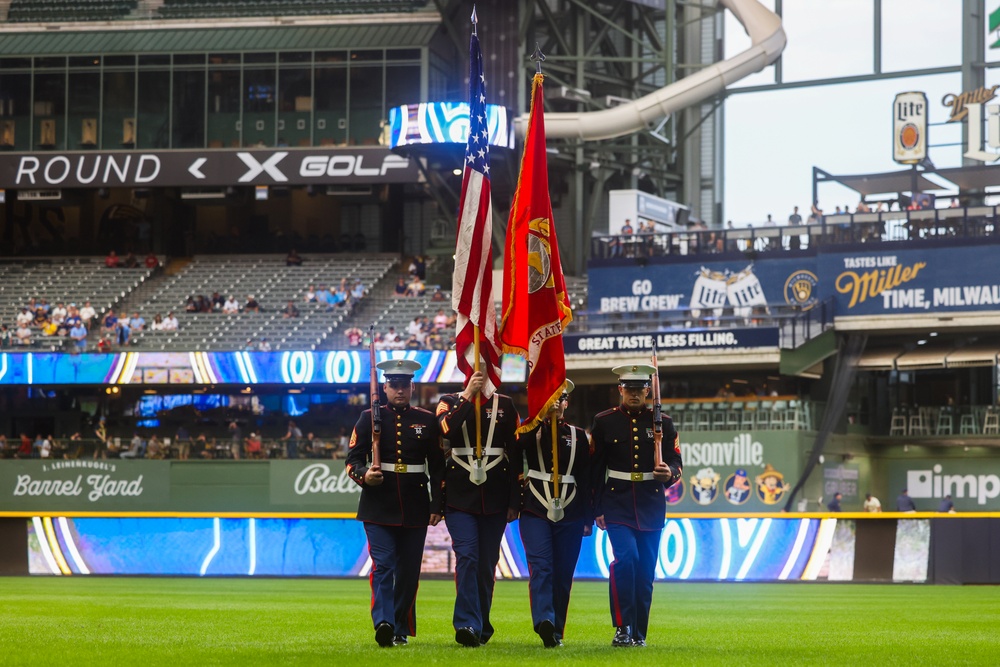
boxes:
[0,577,997,665]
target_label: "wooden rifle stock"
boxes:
[651,343,663,468]
[369,324,381,469]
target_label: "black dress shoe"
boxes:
[375,622,394,647]
[392,636,408,646]
[612,626,634,647]
[455,626,480,647]
[537,619,559,648]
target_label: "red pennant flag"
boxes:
[452,31,503,396]
[499,73,573,434]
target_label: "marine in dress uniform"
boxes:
[515,380,593,648]
[346,359,445,648]
[436,370,520,647]
[589,364,682,647]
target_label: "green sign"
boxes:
[1,460,170,511]
[268,460,361,510]
[886,457,1000,511]
[822,463,860,503]
[672,431,804,511]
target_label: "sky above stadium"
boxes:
[723,0,975,226]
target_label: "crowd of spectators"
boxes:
[0,295,153,352]
[2,421,353,461]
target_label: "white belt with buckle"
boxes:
[608,470,654,482]
[389,463,425,473]
[526,469,576,484]
[451,447,504,457]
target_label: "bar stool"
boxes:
[889,408,907,436]
[935,409,953,435]
[983,408,999,435]
[960,413,978,434]
[741,402,757,430]
[908,411,928,436]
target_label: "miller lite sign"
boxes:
[893,92,928,165]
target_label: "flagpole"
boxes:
[550,411,559,498]
[473,324,482,461]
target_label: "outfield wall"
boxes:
[2,513,997,584]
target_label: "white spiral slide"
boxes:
[519,0,785,141]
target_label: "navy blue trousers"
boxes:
[364,522,427,637]
[445,510,507,641]
[605,522,660,642]
[518,512,585,640]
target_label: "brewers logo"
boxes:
[784,270,819,311]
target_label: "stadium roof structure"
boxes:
[0,21,439,55]
[931,164,1000,191]
[813,167,946,198]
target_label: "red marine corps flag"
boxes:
[452,14,503,397]
[499,61,573,434]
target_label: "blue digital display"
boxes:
[0,350,527,387]
[29,516,824,581]
[387,102,515,150]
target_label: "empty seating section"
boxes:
[0,259,151,339]
[157,0,429,19]
[665,398,815,431]
[130,255,396,351]
[7,0,138,22]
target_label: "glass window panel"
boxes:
[245,52,277,64]
[315,67,347,145]
[173,69,206,148]
[349,64,382,145]
[102,70,136,149]
[174,54,206,66]
[69,56,101,68]
[780,0,873,82]
[386,49,420,61]
[33,71,66,149]
[34,57,66,69]
[277,68,311,147]
[105,55,136,68]
[0,73,31,151]
[385,64,420,113]
[350,50,383,62]
[279,52,311,63]
[68,71,101,148]
[208,69,242,148]
[209,53,241,65]
[244,68,275,146]
[0,57,31,69]
[137,70,170,148]
[724,0,775,89]
[139,55,170,66]
[881,0,962,72]
[316,51,347,63]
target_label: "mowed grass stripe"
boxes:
[0,578,997,665]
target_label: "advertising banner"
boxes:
[588,256,819,315]
[0,147,421,189]
[268,460,361,510]
[669,431,804,512]
[886,458,1000,511]
[818,245,1000,317]
[589,241,1000,321]
[565,328,779,354]
[27,516,840,581]
[0,350,527,387]
[1,461,169,511]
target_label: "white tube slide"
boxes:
[518,0,785,140]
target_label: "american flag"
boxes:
[452,29,503,396]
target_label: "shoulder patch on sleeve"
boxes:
[436,400,449,416]
[674,433,681,454]
[349,429,358,449]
